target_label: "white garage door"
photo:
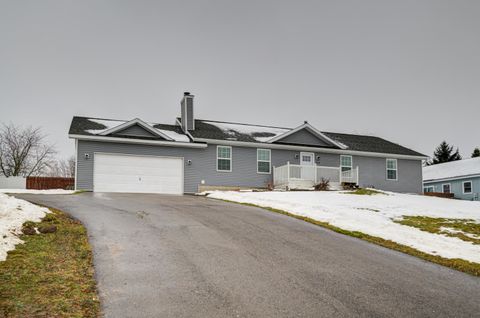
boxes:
[93,153,183,194]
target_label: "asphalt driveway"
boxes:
[15,193,480,318]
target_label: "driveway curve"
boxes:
[15,193,480,318]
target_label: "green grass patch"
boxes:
[395,216,480,245]
[347,188,385,195]
[215,198,480,277]
[0,208,100,318]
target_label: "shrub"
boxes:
[314,178,330,191]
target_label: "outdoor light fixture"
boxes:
[84,153,90,160]
[187,160,192,165]
[295,154,299,159]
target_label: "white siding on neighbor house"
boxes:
[0,176,27,189]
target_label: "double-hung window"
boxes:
[463,181,472,194]
[340,155,352,177]
[442,183,451,193]
[257,149,271,174]
[386,159,397,180]
[217,146,232,172]
[423,186,435,193]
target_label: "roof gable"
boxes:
[98,118,174,141]
[268,123,347,149]
[111,123,160,138]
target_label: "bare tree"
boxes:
[45,156,75,177]
[0,123,56,177]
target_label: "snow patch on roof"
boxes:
[85,119,123,134]
[85,118,190,142]
[423,158,480,181]
[204,121,290,142]
[154,128,189,142]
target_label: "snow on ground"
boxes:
[0,189,75,194]
[207,190,480,263]
[0,193,50,261]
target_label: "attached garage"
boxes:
[93,153,184,194]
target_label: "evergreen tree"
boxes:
[428,141,462,165]
[472,147,480,158]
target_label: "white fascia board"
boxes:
[266,123,347,149]
[69,134,207,148]
[423,173,480,184]
[98,118,174,141]
[193,137,427,160]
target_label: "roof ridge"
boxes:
[195,118,291,130]
[75,116,177,128]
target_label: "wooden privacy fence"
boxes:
[424,192,454,199]
[26,177,75,190]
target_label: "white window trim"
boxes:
[300,152,315,165]
[257,149,271,174]
[216,145,232,172]
[463,181,473,194]
[340,155,353,171]
[442,183,451,194]
[386,158,398,181]
[423,185,435,193]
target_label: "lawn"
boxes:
[0,206,99,317]
[207,189,480,276]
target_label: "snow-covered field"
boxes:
[0,193,50,261]
[207,190,480,263]
[0,189,75,195]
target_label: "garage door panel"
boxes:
[93,153,183,194]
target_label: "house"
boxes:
[68,92,427,194]
[423,158,480,201]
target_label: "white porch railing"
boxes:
[273,162,359,190]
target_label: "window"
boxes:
[463,181,472,194]
[386,159,397,180]
[257,149,271,174]
[423,186,435,193]
[217,146,232,172]
[340,155,352,173]
[442,183,451,194]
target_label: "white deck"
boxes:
[273,163,359,190]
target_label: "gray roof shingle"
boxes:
[69,116,426,157]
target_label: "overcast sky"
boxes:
[1,0,479,160]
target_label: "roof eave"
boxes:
[192,137,427,160]
[69,134,207,148]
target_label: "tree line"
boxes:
[428,141,479,165]
[0,123,74,178]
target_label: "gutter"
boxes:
[192,138,428,160]
[68,134,208,148]
[423,173,480,184]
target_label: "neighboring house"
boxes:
[68,92,426,194]
[423,158,480,201]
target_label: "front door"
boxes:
[300,152,315,181]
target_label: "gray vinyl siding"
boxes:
[112,124,157,138]
[423,176,480,200]
[352,156,423,193]
[180,96,194,131]
[76,140,423,194]
[186,97,194,130]
[276,129,331,147]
